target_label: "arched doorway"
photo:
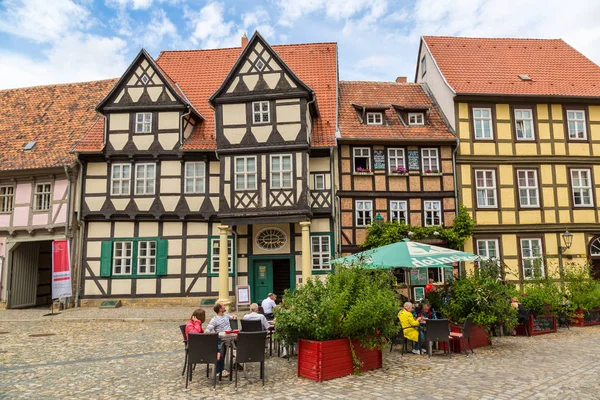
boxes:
[588,236,600,280]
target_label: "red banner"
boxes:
[52,240,72,299]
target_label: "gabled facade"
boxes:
[416,36,600,282]
[74,33,338,305]
[337,80,457,295]
[0,79,115,308]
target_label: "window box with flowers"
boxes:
[354,167,373,175]
[423,169,442,176]
[389,166,408,176]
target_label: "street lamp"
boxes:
[558,230,573,290]
[374,213,384,226]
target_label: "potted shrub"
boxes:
[517,279,562,335]
[274,266,398,382]
[565,265,600,327]
[390,166,408,175]
[355,167,372,174]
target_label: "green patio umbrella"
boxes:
[330,238,478,269]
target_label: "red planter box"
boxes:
[297,338,382,382]
[573,308,600,327]
[448,325,491,353]
[516,314,557,335]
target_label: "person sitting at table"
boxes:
[206,303,237,377]
[243,303,270,330]
[261,293,277,320]
[417,300,438,320]
[185,308,205,339]
[398,302,426,355]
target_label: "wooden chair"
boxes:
[449,316,475,355]
[186,333,219,389]
[233,331,268,389]
[424,319,452,359]
[389,321,407,356]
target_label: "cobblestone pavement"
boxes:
[0,306,204,322]
[1,319,599,399]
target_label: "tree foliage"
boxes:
[564,263,600,312]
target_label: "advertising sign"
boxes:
[52,240,72,299]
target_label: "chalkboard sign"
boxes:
[410,268,428,285]
[407,150,420,170]
[414,287,425,302]
[373,150,385,170]
[532,316,555,332]
[444,268,454,282]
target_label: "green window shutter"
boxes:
[99,241,112,277]
[156,239,168,276]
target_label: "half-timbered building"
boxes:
[74,33,337,305]
[337,80,457,292]
[416,36,600,281]
[0,80,115,308]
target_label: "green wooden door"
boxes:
[254,260,273,302]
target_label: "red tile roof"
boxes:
[338,81,455,141]
[422,36,600,97]
[0,79,116,171]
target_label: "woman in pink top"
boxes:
[185,309,205,339]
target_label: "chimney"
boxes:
[241,33,248,49]
[395,76,407,83]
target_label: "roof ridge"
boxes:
[0,78,118,93]
[340,80,421,85]
[423,35,563,41]
[159,41,337,56]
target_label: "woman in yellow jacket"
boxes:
[398,302,426,355]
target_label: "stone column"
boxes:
[217,225,231,310]
[300,221,311,284]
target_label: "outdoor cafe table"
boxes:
[218,331,237,380]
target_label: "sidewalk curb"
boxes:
[0,318,184,323]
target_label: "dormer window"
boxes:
[366,112,383,125]
[408,113,424,125]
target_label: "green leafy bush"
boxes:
[520,279,563,316]
[274,265,400,350]
[565,264,600,312]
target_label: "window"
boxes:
[255,59,265,71]
[473,108,493,139]
[421,56,426,76]
[390,201,408,224]
[135,113,152,133]
[476,239,499,261]
[135,164,155,195]
[353,147,371,172]
[521,238,544,279]
[366,112,383,125]
[408,113,424,125]
[514,109,535,140]
[235,156,257,190]
[33,183,51,211]
[185,162,205,194]
[111,164,131,196]
[571,169,593,206]
[271,155,293,189]
[311,235,331,271]
[424,200,441,226]
[421,148,439,173]
[566,110,587,140]
[355,200,373,227]
[253,101,270,124]
[113,241,133,275]
[314,174,325,190]
[517,170,539,207]
[210,238,233,275]
[388,148,406,173]
[141,75,150,84]
[475,170,497,208]
[0,186,14,213]
[137,241,156,275]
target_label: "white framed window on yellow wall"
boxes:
[517,170,539,207]
[111,164,131,196]
[520,238,544,279]
[473,108,493,139]
[311,235,331,271]
[475,169,497,208]
[566,110,587,140]
[135,163,156,195]
[476,239,499,261]
[184,162,206,194]
[135,112,152,133]
[571,169,593,206]
[514,109,535,140]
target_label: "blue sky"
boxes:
[1,0,600,89]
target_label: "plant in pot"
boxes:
[519,278,562,334]
[564,264,600,326]
[274,265,399,382]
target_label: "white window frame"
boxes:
[135,112,152,133]
[571,169,594,207]
[421,148,439,173]
[390,200,408,224]
[111,164,131,196]
[366,112,383,125]
[514,109,535,140]
[476,239,499,261]
[33,183,52,211]
[137,241,157,275]
[112,241,133,276]
[252,101,270,124]
[355,200,373,227]
[134,163,156,195]
[517,169,539,208]
[424,200,442,227]
[566,110,587,140]
[0,185,15,213]
[184,162,206,194]
[475,169,498,208]
[473,107,493,140]
[311,235,331,271]
[388,148,406,173]
[520,238,544,280]
[210,238,233,275]
[353,147,371,172]
[271,154,293,189]
[314,174,325,190]
[408,113,424,125]
[234,156,257,191]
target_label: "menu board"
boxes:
[414,287,425,302]
[444,267,454,282]
[407,150,420,170]
[373,150,385,170]
[410,268,428,285]
[532,316,555,332]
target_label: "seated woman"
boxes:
[398,302,426,355]
[417,300,438,320]
[511,297,529,324]
[185,308,205,339]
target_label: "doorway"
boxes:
[250,256,295,303]
[7,240,53,309]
